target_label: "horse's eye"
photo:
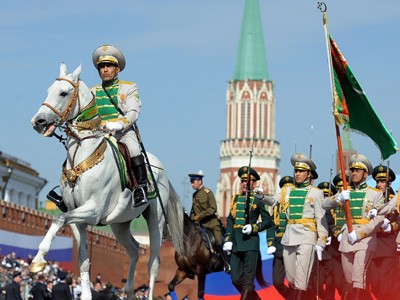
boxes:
[60,92,68,97]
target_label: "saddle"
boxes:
[196,223,217,254]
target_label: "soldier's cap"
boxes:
[12,271,21,279]
[238,166,260,181]
[332,173,349,188]
[311,170,318,180]
[188,170,204,182]
[92,45,126,71]
[290,153,316,171]
[372,165,396,182]
[317,181,338,196]
[349,153,372,174]
[138,284,148,292]
[279,176,294,188]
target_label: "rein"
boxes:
[41,77,81,124]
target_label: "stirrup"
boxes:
[224,262,231,274]
[133,185,148,207]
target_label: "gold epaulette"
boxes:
[204,188,210,193]
[119,80,134,85]
[368,186,381,192]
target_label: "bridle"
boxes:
[41,77,81,125]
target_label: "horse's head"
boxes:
[31,63,84,136]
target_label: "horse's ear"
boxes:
[59,62,67,77]
[71,64,82,82]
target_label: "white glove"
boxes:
[337,233,342,243]
[381,218,392,233]
[315,245,324,261]
[242,224,253,235]
[337,190,350,203]
[104,122,123,132]
[267,246,276,255]
[397,243,400,252]
[326,236,332,246]
[383,223,392,233]
[223,241,233,251]
[367,208,378,220]
[253,187,264,199]
[348,231,358,245]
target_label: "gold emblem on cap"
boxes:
[378,166,384,171]
[102,45,109,51]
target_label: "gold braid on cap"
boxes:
[294,162,310,170]
[350,162,368,171]
[62,139,107,186]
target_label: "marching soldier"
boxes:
[266,176,293,299]
[325,173,349,298]
[323,154,386,299]
[223,166,273,300]
[257,153,328,299]
[368,165,400,299]
[188,171,230,273]
[308,181,337,300]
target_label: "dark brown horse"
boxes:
[168,212,225,299]
[168,213,267,299]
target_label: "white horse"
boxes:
[30,63,184,300]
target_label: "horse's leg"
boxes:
[70,223,91,300]
[168,268,188,292]
[142,202,162,300]
[62,201,101,225]
[30,215,66,273]
[196,268,207,300]
[110,221,139,300]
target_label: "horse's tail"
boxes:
[255,251,269,288]
[166,180,185,255]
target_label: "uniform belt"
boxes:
[276,232,284,237]
[352,218,369,224]
[233,224,244,229]
[287,218,316,232]
[287,218,315,224]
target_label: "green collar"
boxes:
[295,180,310,188]
[352,182,368,190]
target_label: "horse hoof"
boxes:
[29,261,46,273]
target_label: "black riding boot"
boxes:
[131,155,148,207]
[240,289,260,300]
[47,188,68,213]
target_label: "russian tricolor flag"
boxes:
[0,229,73,270]
[204,234,284,299]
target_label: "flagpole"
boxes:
[319,3,353,232]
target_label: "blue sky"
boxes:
[1,1,400,210]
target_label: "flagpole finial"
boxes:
[317,2,327,12]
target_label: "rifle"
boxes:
[244,137,255,224]
[385,161,390,202]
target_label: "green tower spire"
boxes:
[233,0,269,81]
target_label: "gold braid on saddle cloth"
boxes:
[61,138,107,185]
[74,96,101,131]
